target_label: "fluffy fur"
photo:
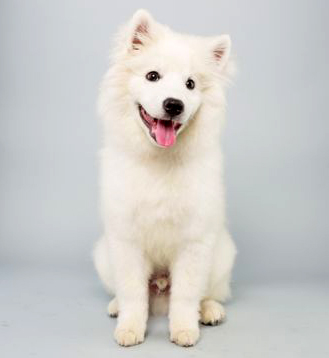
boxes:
[93,9,237,347]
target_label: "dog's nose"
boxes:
[163,98,184,117]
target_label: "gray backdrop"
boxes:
[1,1,328,357]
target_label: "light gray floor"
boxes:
[0,264,328,358]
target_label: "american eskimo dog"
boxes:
[93,9,237,347]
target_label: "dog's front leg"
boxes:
[169,241,212,346]
[110,239,150,346]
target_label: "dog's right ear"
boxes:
[128,9,156,51]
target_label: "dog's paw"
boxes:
[107,297,118,318]
[114,326,145,346]
[170,328,200,347]
[200,299,226,326]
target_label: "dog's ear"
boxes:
[210,35,231,70]
[128,9,156,50]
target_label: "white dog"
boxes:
[93,9,237,347]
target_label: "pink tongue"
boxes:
[152,120,176,147]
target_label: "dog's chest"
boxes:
[133,169,190,224]
[104,152,220,258]
[126,162,197,239]
[128,169,193,263]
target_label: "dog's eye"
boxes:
[186,78,195,90]
[146,71,160,82]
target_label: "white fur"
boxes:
[93,9,237,347]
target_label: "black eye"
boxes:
[146,71,160,82]
[186,78,195,90]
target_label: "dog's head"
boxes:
[102,10,234,150]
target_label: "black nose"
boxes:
[163,98,184,117]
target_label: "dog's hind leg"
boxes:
[93,236,115,295]
[201,230,236,325]
[200,298,226,325]
[207,229,236,301]
[108,297,119,317]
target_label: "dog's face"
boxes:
[127,36,204,148]
[112,10,232,149]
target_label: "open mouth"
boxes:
[138,105,182,148]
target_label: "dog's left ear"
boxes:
[210,35,231,70]
[128,9,156,51]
